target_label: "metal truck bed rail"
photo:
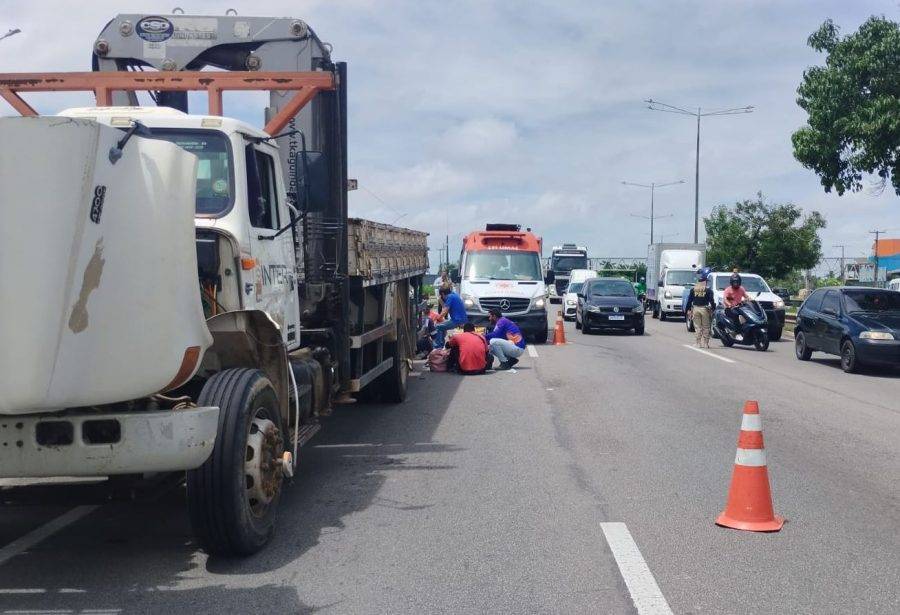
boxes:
[348,218,429,286]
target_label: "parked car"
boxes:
[575,278,645,335]
[794,287,900,373]
[563,269,599,320]
[705,272,786,340]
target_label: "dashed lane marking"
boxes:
[683,344,735,364]
[527,345,538,358]
[600,522,674,615]
[0,505,99,567]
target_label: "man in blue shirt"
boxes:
[434,287,469,349]
[485,308,526,370]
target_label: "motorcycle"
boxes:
[712,296,770,351]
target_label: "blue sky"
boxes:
[3,1,897,265]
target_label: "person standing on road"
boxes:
[686,269,715,348]
[485,308,526,370]
[434,286,469,348]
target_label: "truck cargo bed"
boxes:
[347,218,429,286]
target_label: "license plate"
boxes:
[609,315,625,321]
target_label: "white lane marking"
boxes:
[600,522,674,615]
[527,345,538,358]
[0,505,99,567]
[682,344,735,363]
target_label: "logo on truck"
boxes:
[499,299,511,310]
[136,16,174,42]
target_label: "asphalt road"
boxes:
[1,316,898,614]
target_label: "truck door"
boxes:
[245,143,301,348]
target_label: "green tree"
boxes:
[792,17,900,196]
[704,194,826,280]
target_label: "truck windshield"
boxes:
[465,250,541,281]
[716,276,770,293]
[665,270,697,286]
[590,280,635,297]
[552,256,588,271]
[152,130,234,216]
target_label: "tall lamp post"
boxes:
[644,100,754,243]
[622,180,684,244]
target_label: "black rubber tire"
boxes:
[582,319,591,334]
[660,311,667,322]
[634,324,645,335]
[534,323,549,344]
[754,330,770,351]
[795,331,812,361]
[379,339,409,403]
[575,317,582,330]
[187,368,283,557]
[686,315,695,333]
[770,327,783,342]
[841,340,859,373]
[651,304,659,319]
[721,332,735,347]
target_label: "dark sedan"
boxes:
[576,278,645,335]
[794,287,900,372]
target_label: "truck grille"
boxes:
[478,297,531,314]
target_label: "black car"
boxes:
[794,287,900,372]
[576,278,645,335]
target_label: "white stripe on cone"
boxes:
[734,448,767,467]
[740,414,762,431]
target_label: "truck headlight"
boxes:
[534,298,546,309]
[566,299,575,306]
[462,294,476,308]
[773,299,785,309]
[664,290,672,299]
[860,331,894,340]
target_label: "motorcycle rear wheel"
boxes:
[754,330,770,351]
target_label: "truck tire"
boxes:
[187,368,285,557]
[659,310,667,322]
[770,327,783,342]
[379,339,409,403]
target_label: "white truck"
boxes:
[646,243,706,321]
[0,13,428,556]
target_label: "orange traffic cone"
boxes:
[716,400,784,532]
[552,310,567,345]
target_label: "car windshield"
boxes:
[716,276,770,293]
[666,270,697,286]
[568,282,584,294]
[465,250,541,281]
[843,290,900,313]
[589,280,635,297]
[152,130,234,216]
[552,256,588,271]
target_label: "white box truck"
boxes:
[646,243,706,321]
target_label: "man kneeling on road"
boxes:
[434,286,469,349]
[485,308,526,370]
[448,322,489,375]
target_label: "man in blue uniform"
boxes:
[434,286,469,348]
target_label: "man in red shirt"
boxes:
[723,272,748,326]
[448,323,488,375]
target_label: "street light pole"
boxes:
[870,230,886,286]
[622,179,684,244]
[645,99,754,243]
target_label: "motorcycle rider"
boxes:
[723,271,748,330]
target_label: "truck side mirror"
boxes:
[294,150,330,213]
[545,270,555,284]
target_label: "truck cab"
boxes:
[646,243,705,321]
[549,244,588,302]
[457,224,550,343]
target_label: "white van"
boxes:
[563,269,598,319]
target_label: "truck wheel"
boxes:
[534,324,549,344]
[659,310,667,322]
[770,327,783,341]
[379,339,409,403]
[187,368,285,557]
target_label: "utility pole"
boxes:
[833,244,846,283]
[870,230,886,286]
[645,99,754,243]
[622,180,683,244]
